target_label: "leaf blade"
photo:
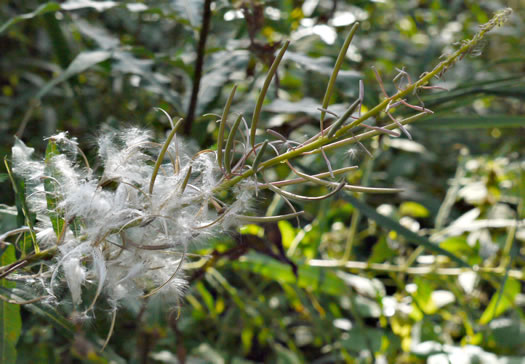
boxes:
[341,193,469,267]
[0,246,22,364]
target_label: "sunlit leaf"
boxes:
[0,285,74,337]
[0,246,21,364]
[234,253,347,296]
[399,201,430,218]
[37,50,112,99]
[479,278,520,325]
[0,3,61,35]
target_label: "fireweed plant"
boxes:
[0,7,512,334]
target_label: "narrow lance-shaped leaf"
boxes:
[479,278,520,325]
[341,192,469,267]
[0,2,61,35]
[233,253,347,296]
[0,245,21,364]
[4,155,38,254]
[0,285,74,337]
[44,139,65,238]
[36,50,112,100]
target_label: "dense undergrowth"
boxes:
[0,1,524,363]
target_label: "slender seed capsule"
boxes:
[250,41,290,147]
[327,98,360,138]
[252,140,269,173]
[179,166,192,193]
[224,114,243,175]
[218,85,238,170]
[149,117,184,194]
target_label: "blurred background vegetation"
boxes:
[1,0,524,363]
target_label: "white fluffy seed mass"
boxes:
[11,128,252,311]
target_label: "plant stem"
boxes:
[214,9,511,192]
[0,246,57,279]
[341,153,375,261]
[308,259,524,279]
[214,113,425,192]
[184,0,213,135]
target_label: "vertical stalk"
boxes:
[184,0,213,135]
[341,146,376,261]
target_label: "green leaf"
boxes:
[195,51,249,116]
[490,318,525,350]
[479,278,520,325]
[0,206,17,235]
[5,150,38,254]
[170,0,204,28]
[0,285,74,337]
[439,236,474,256]
[284,52,361,78]
[336,271,386,298]
[0,3,61,35]
[36,50,112,99]
[113,50,183,114]
[44,140,65,237]
[0,246,21,364]
[233,253,347,296]
[60,0,120,12]
[341,327,384,353]
[417,115,525,129]
[196,282,216,318]
[369,237,396,264]
[278,220,295,249]
[399,201,429,218]
[275,343,302,364]
[341,193,469,267]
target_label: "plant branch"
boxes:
[184,0,213,135]
[214,8,511,193]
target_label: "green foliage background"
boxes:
[1,0,524,363]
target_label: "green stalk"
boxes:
[250,41,290,147]
[341,152,376,262]
[336,9,512,137]
[224,114,243,175]
[217,85,237,170]
[149,118,184,194]
[319,22,360,126]
[252,140,268,172]
[215,8,512,193]
[214,113,425,192]
[326,98,361,138]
